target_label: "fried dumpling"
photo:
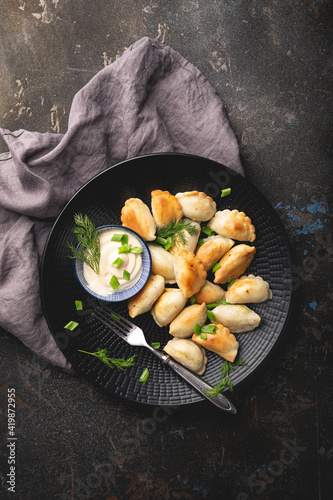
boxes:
[207,209,256,242]
[214,244,256,285]
[121,198,156,241]
[169,219,201,256]
[194,280,225,304]
[192,323,239,362]
[196,235,234,270]
[175,191,217,221]
[173,249,207,298]
[151,288,187,327]
[148,244,176,283]
[128,274,165,318]
[151,190,183,227]
[169,302,207,338]
[225,274,273,304]
[164,338,207,375]
[211,304,261,333]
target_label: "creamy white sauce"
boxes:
[83,228,143,295]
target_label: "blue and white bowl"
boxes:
[73,225,152,302]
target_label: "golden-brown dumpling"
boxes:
[214,244,256,285]
[173,249,207,298]
[164,338,207,375]
[192,323,239,362]
[151,288,187,327]
[147,244,176,283]
[128,274,165,318]
[151,190,183,227]
[175,191,217,221]
[207,209,256,242]
[194,280,225,304]
[225,274,273,304]
[196,235,234,270]
[169,219,201,256]
[121,198,156,241]
[169,302,207,338]
[212,304,261,333]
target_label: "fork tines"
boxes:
[93,304,133,338]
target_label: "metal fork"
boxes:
[93,304,237,414]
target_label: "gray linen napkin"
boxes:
[0,37,243,372]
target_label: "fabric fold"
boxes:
[0,36,243,370]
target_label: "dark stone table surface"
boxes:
[0,1,332,499]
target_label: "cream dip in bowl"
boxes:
[73,225,151,302]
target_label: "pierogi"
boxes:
[175,191,217,221]
[225,274,273,304]
[214,244,256,285]
[151,190,183,227]
[174,249,207,298]
[128,274,165,318]
[212,304,261,333]
[151,288,187,327]
[192,323,239,363]
[208,209,256,242]
[121,198,156,241]
[169,302,207,338]
[164,338,207,375]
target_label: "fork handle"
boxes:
[148,348,237,414]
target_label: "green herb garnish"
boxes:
[123,269,130,280]
[207,310,216,321]
[139,367,149,384]
[111,233,128,244]
[112,257,123,268]
[151,342,161,349]
[212,262,221,273]
[201,324,218,334]
[207,358,245,397]
[118,243,132,254]
[75,300,83,311]
[156,218,199,248]
[68,213,101,274]
[78,349,136,371]
[201,226,216,237]
[130,246,143,254]
[193,323,202,335]
[221,188,231,197]
[110,275,120,290]
[64,321,79,331]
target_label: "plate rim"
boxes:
[40,152,294,406]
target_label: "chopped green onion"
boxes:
[75,300,83,311]
[112,257,123,268]
[164,237,172,251]
[220,300,231,305]
[118,244,131,254]
[193,323,201,335]
[139,367,149,384]
[189,295,196,304]
[206,302,218,309]
[110,275,120,290]
[207,310,216,321]
[201,324,218,334]
[212,262,221,273]
[221,188,231,197]
[111,312,120,320]
[197,238,204,247]
[228,279,235,287]
[130,246,143,254]
[155,236,168,246]
[64,321,79,331]
[200,332,207,340]
[151,342,161,349]
[111,233,125,242]
[123,269,130,280]
[201,226,216,236]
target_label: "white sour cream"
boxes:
[83,228,143,296]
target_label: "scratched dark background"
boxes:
[0,1,332,499]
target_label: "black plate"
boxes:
[40,153,293,406]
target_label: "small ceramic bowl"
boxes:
[73,225,151,302]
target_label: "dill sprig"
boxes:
[78,348,137,371]
[68,213,101,274]
[207,358,246,398]
[156,218,199,248]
